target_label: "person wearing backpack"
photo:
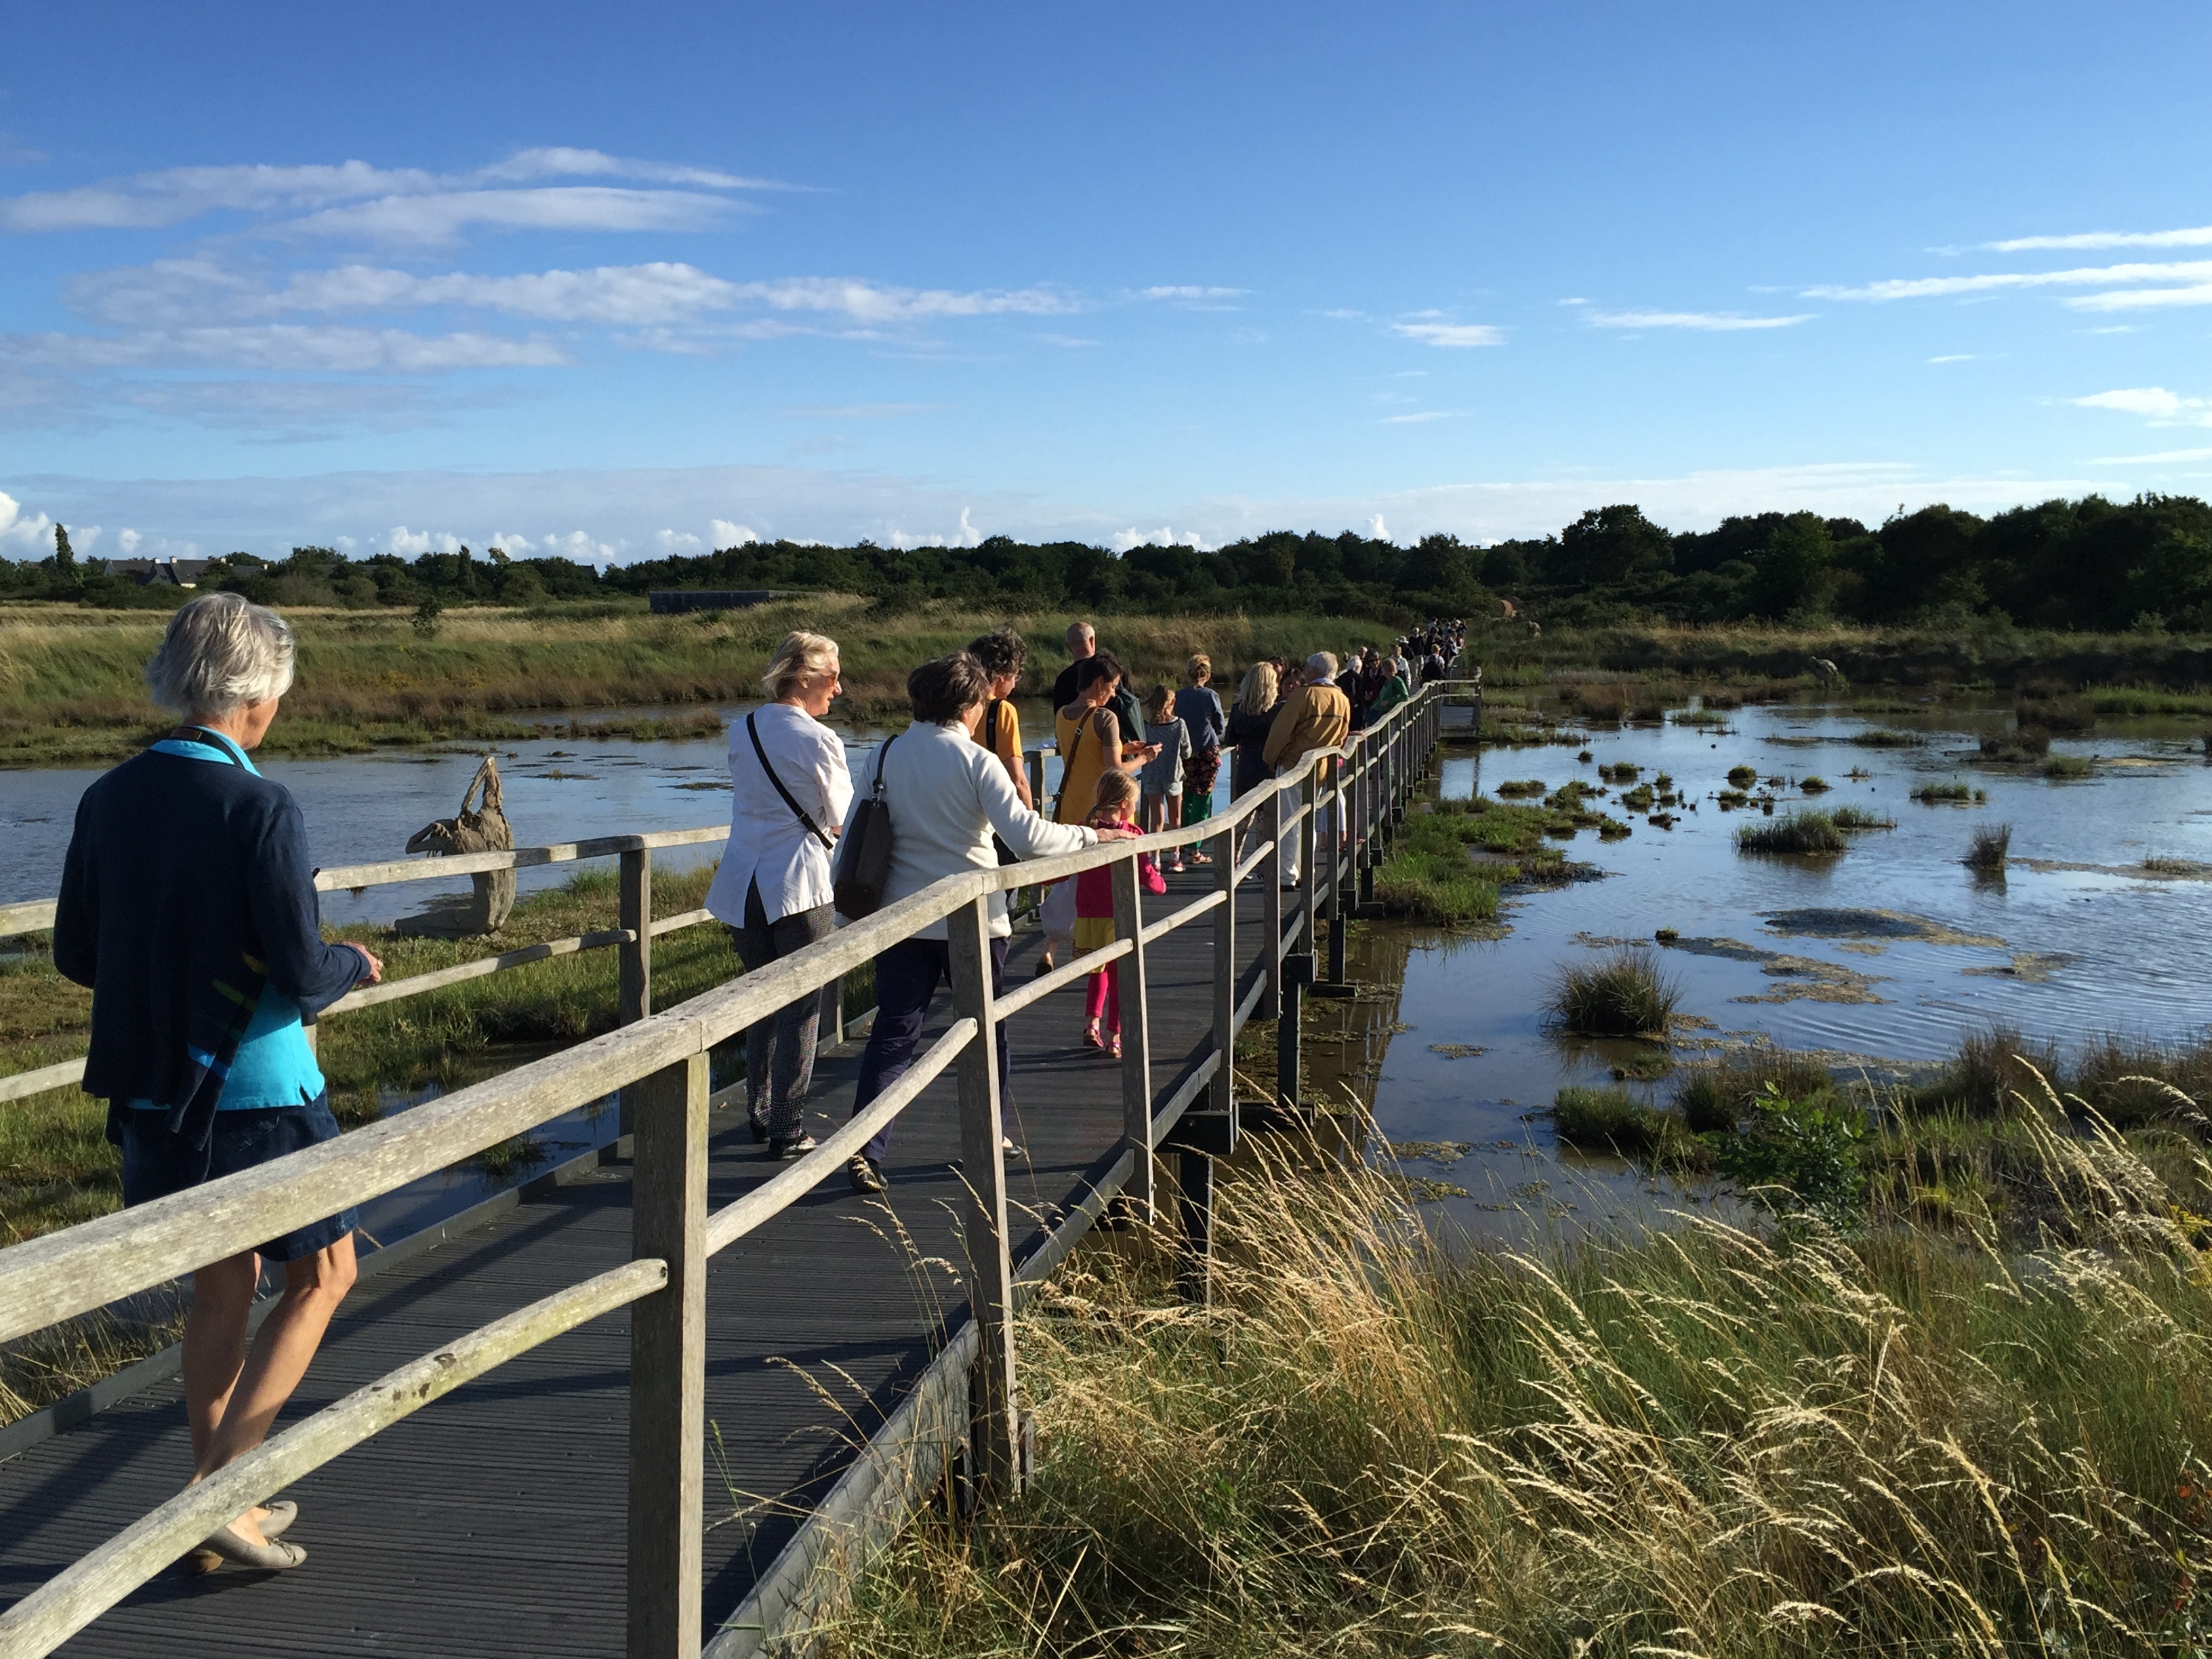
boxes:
[844,651,1136,1194]
[704,631,853,1159]
[968,626,1035,809]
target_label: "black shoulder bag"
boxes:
[746,712,834,850]
[833,733,898,918]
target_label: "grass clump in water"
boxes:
[1830,804,1896,830]
[1551,1086,1708,1167]
[1798,774,1830,793]
[1910,778,1979,802]
[1546,948,1679,1036]
[1965,821,2012,869]
[1735,810,1847,855]
[1725,762,1759,787]
[1676,1048,1837,1132]
[1852,726,1925,747]
[2042,753,2093,779]
[834,1109,2212,1659]
[1493,777,1544,796]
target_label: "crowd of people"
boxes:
[47,593,1466,1575]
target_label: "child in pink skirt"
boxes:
[1075,771,1143,1057]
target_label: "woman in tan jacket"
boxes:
[1261,652,1352,887]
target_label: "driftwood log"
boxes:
[404,756,516,933]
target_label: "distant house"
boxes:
[100,558,220,588]
[649,590,778,614]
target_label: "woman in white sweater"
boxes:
[845,651,1135,1193]
[704,632,853,1158]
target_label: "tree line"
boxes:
[5,490,2209,633]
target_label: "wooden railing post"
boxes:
[619,846,653,1025]
[628,1048,709,1659]
[948,893,1021,1494]
[1211,819,1237,1113]
[1261,788,1285,1021]
[1357,741,1377,907]
[1324,758,1348,987]
[1109,853,1155,1220]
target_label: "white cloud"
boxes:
[1587,310,1813,331]
[731,277,1076,323]
[543,529,617,564]
[380,525,464,556]
[1382,410,1465,424]
[1,325,565,373]
[0,489,55,550]
[1986,225,2212,252]
[1557,297,1589,307]
[117,528,141,554]
[1132,285,1248,302]
[652,528,703,554]
[1038,333,1099,348]
[0,148,787,237]
[489,532,534,554]
[1811,259,2212,302]
[1391,320,1504,348]
[2068,283,2212,312]
[1927,354,1979,363]
[710,519,756,547]
[286,186,747,246]
[956,507,982,548]
[1111,525,1211,552]
[1368,514,1389,540]
[2072,387,2212,426]
[70,525,102,552]
[2090,446,2212,464]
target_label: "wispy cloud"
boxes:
[1130,285,1247,309]
[1586,309,1811,331]
[1927,353,1980,363]
[1810,259,2212,302]
[0,148,790,239]
[0,325,566,372]
[1986,224,2212,252]
[2072,386,2212,426]
[2089,445,2212,465]
[1391,318,1504,348]
[733,276,1076,323]
[1381,409,1465,424]
[779,403,946,418]
[2068,283,2212,312]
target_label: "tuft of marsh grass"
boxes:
[1546,948,1679,1036]
[1965,821,2013,869]
[1910,778,1980,802]
[1492,777,1544,796]
[1551,1085,1708,1166]
[1851,726,1925,747]
[1829,804,1896,830]
[1798,773,1830,792]
[830,1110,2212,1659]
[1735,810,1847,855]
[1726,762,1759,787]
[2043,753,2093,779]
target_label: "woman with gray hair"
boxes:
[704,630,852,1158]
[54,591,381,1574]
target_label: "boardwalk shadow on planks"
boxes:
[0,863,1272,1657]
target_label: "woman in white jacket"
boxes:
[704,632,853,1158]
[845,651,1135,1193]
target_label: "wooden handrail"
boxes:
[0,678,1473,1659]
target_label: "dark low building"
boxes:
[648,590,778,614]
[98,557,220,587]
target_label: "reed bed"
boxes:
[830,1103,2212,1657]
[1828,804,1896,830]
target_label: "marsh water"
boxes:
[8,691,2211,1248]
[1318,693,2212,1240]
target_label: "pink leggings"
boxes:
[1084,962,1120,1033]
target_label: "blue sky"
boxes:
[2,0,2209,564]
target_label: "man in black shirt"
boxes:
[1052,619,1145,754]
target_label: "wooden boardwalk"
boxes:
[0,867,1278,1657]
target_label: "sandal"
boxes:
[1082,1018,1105,1050]
[1109,1030,1123,1059]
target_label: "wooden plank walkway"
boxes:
[0,863,1280,1656]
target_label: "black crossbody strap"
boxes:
[747,712,834,850]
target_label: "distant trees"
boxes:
[5,491,2212,632]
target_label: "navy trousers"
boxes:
[853,935,1012,1166]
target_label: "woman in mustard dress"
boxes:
[1039,652,1136,973]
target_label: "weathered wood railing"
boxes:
[0,681,1461,1659]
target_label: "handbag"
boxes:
[833,733,897,918]
[746,712,834,850]
[985,701,1020,867]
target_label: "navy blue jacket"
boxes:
[54,747,365,1150]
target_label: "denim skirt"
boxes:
[119,1092,359,1263]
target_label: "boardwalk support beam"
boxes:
[628,1048,710,1659]
[1111,853,1155,1220]
[949,895,1022,1496]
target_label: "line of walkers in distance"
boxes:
[43,592,1465,1578]
[706,619,1464,1195]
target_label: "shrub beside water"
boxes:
[1546,949,1680,1036]
[1735,810,1848,855]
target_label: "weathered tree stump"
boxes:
[403,755,516,935]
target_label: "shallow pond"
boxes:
[1331,695,2212,1241]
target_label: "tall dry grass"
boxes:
[827,1089,2212,1657]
